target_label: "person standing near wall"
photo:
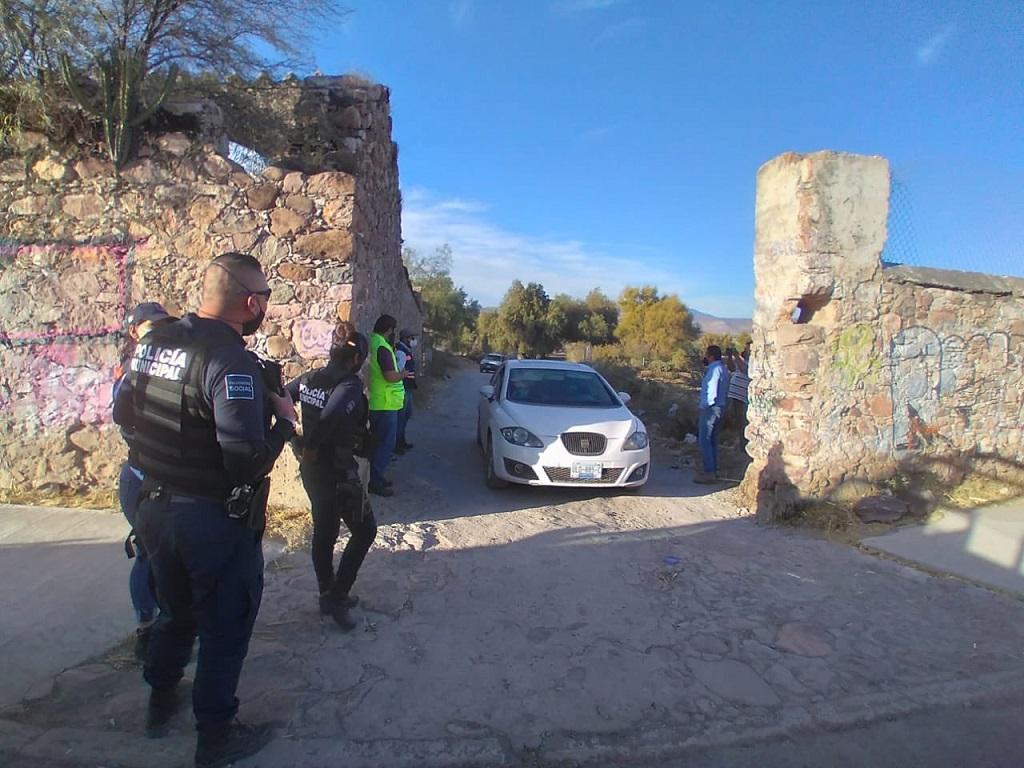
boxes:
[286,321,377,632]
[367,314,405,497]
[726,341,751,448]
[394,328,418,454]
[119,253,297,768]
[112,302,175,661]
[695,344,730,484]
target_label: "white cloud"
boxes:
[449,0,474,25]
[916,25,955,66]
[401,190,711,310]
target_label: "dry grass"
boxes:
[943,474,1020,509]
[265,503,312,550]
[0,486,117,510]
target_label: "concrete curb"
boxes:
[4,667,1024,768]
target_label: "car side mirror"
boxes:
[618,392,631,405]
[480,385,495,401]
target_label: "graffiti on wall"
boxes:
[889,326,1019,453]
[0,240,132,428]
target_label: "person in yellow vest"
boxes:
[367,314,406,496]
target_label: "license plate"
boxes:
[571,462,603,480]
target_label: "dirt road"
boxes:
[2,360,1024,767]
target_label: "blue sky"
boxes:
[313,1,1023,316]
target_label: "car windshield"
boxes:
[506,368,620,407]
[485,354,504,361]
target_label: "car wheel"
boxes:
[484,433,508,490]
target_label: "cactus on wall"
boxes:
[59,50,178,169]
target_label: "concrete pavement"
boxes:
[0,505,132,708]
[863,499,1024,595]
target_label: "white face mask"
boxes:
[409,339,418,350]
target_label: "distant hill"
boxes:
[692,310,752,336]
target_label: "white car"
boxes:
[477,359,650,489]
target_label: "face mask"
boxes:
[242,306,266,336]
[409,339,418,350]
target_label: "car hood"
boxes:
[500,401,640,439]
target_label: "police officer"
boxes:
[121,253,297,768]
[112,302,175,661]
[286,321,377,631]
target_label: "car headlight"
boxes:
[623,431,649,450]
[500,427,543,448]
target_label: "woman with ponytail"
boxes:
[285,321,377,631]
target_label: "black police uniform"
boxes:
[287,362,377,604]
[120,313,294,735]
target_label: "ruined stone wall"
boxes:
[741,151,1024,520]
[0,77,420,504]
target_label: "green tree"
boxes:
[404,244,479,352]
[496,280,559,358]
[616,285,700,364]
[548,293,587,344]
[476,308,513,354]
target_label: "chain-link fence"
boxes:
[883,168,1023,278]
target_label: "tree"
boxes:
[616,285,700,364]
[548,293,587,344]
[476,309,513,354]
[1,1,347,161]
[403,244,479,352]
[496,280,559,358]
[2,0,347,81]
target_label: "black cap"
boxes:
[126,302,170,328]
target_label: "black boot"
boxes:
[329,600,357,632]
[319,592,358,615]
[368,482,393,497]
[195,721,273,768]
[146,685,180,738]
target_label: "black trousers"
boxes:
[135,491,263,733]
[300,466,378,600]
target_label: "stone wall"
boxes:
[741,151,1024,520]
[0,76,421,504]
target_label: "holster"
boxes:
[336,474,367,522]
[224,477,271,533]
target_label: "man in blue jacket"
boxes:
[695,345,730,484]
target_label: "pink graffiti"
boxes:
[5,345,117,428]
[294,319,335,358]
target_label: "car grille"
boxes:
[543,467,623,484]
[560,432,607,456]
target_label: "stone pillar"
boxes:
[740,151,890,521]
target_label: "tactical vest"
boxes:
[128,323,231,498]
[368,333,405,411]
[298,369,364,473]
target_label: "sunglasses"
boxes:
[213,263,272,299]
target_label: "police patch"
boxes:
[225,374,255,400]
